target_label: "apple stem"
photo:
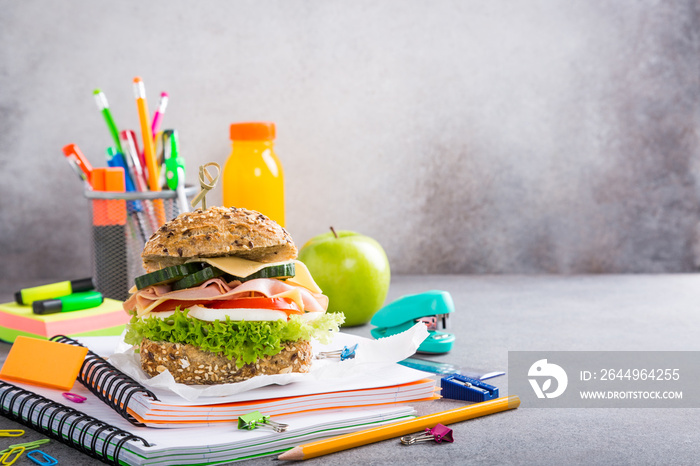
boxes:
[330,226,338,238]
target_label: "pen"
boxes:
[120,130,148,192]
[133,76,166,225]
[106,147,136,193]
[277,395,521,461]
[165,130,189,214]
[62,144,93,183]
[156,130,167,188]
[151,92,169,140]
[120,130,159,233]
[32,291,104,315]
[14,278,94,305]
[106,147,147,242]
[93,89,123,153]
[66,158,90,186]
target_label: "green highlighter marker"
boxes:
[94,89,123,153]
[15,278,95,305]
[32,291,104,315]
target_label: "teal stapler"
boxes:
[370,290,455,354]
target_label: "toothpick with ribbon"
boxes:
[190,162,220,210]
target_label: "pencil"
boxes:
[133,76,166,225]
[93,89,123,153]
[277,395,520,461]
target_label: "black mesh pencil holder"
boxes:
[84,187,197,301]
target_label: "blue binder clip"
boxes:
[370,290,455,354]
[316,343,358,361]
[441,374,499,402]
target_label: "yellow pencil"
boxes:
[277,395,520,461]
[133,76,165,225]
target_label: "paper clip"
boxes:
[237,411,288,433]
[1,439,50,455]
[316,343,358,361]
[400,424,454,446]
[0,430,23,437]
[0,446,24,466]
[27,450,58,466]
[62,392,87,403]
[440,374,499,402]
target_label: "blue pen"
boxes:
[106,147,147,242]
[106,148,142,212]
[106,148,137,193]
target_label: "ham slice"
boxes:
[123,278,329,317]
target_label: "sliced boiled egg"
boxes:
[187,305,287,322]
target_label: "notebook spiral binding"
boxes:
[49,335,159,427]
[0,380,151,465]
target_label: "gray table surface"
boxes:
[1,274,699,465]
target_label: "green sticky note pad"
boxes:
[0,336,88,391]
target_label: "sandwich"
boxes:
[123,206,343,385]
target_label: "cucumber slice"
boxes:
[228,262,296,283]
[135,263,204,290]
[168,262,296,291]
[171,266,226,291]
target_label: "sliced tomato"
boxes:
[207,297,303,315]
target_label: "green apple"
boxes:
[298,228,391,327]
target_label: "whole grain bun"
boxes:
[142,206,297,272]
[140,338,313,384]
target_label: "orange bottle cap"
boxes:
[230,122,276,141]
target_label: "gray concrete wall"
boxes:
[2,0,700,279]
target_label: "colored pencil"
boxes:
[133,76,165,225]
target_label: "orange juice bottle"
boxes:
[222,122,285,227]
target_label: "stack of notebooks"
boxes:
[0,334,439,465]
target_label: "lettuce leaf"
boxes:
[124,309,345,369]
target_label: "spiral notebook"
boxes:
[0,335,433,464]
[42,334,437,428]
[0,379,416,465]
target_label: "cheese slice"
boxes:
[190,257,323,294]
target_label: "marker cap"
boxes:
[32,299,63,315]
[71,277,96,293]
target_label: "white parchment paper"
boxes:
[108,322,429,402]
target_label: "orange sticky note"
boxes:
[0,336,88,391]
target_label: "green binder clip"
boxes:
[370,290,455,354]
[237,411,288,432]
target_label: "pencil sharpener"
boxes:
[441,374,499,402]
[370,290,455,354]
